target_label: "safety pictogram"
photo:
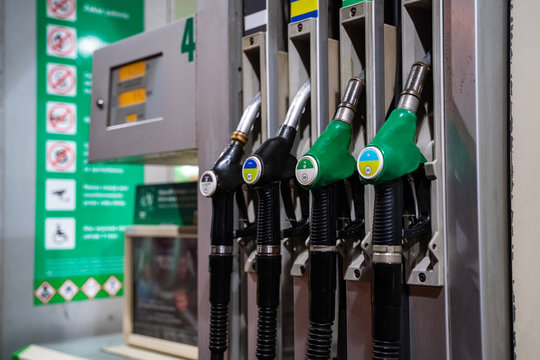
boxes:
[45,217,76,250]
[103,275,122,297]
[46,178,76,211]
[81,277,101,299]
[58,279,79,302]
[46,102,77,134]
[46,140,77,173]
[35,281,56,304]
[47,0,76,22]
[47,25,77,59]
[47,63,77,96]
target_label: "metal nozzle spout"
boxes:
[333,70,366,126]
[283,80,311,130]
[233,92,262,144]
[397,51,431,113]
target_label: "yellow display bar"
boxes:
[126,114,138,123]
[118,60,146,82]
[118,88,146,107]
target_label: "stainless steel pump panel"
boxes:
[89,19,196,164]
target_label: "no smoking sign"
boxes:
[46,102,77,134]
[46,140,77,173]
[47,25,77,59]
[47,0,76,22]
[47,63,76,96]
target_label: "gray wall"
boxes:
[511,2,540,359]
[0,1,171,358]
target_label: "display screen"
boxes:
[132,235,198,346]
[108,55,164,127]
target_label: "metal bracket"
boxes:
[344,232,372,281]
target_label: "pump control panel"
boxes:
[89,19,196,165]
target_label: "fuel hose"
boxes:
[357,53,431,359]
[296,73,366,359]
[242,80,311,359]
[200,93,262,360]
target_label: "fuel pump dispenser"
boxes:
[357,53,431,359]
[242,80,311,359]
[295,73,365,359]
[199,93,262,360]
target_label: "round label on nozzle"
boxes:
[357,146,384,180]
[199,170,217,197]
[242,156,262,185]
[296,155,319,187]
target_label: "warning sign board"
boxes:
[47,25,77,59]
[46,140,77,173]
[81,278,101,299]
[58,279,79,302]
[47,63,77,97]
[47,0,76,22]
[103,275,122,297]
[46,102,77,134]
[35,281,56,304]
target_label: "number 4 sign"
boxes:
[181,17,195,62]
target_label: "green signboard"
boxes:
[34,0,144,305]
[134,183,198,226]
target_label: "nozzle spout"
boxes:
[233,92,262,144]
[397,52,431,113]
[333,71,366,125]
[283,80,311,130]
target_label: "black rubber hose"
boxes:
[306,184,337,360]
[371,179,403,360]
[209,254,233,358]
[256,183,281,359]
[372,179,403,246]
[208,192,235,359]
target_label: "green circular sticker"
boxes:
[357,146,384,180]
[296,155,318,187]
[242,156,262,184]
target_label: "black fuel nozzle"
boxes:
[200,93,261,360]
[242,80,311,360]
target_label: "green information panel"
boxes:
[134,183,198,226]
[34,0,144,305]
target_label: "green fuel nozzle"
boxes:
[364,52,431,360]
[295,73,366,190]
[293,72,365,359]
[357,53,431,185]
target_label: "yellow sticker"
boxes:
[291,0,318,19]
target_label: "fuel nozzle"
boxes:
[296,72,365,190]
[397,52,431,114]
[200,93,261,360]
[241,80,310,360]
[355,52,431,360]
[357,53,431,185]
[293,72,365,360]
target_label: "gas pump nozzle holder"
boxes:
[357,52,431,360]
[294,73,365,359]
[199,93,262,360]
[241,80,311,360]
